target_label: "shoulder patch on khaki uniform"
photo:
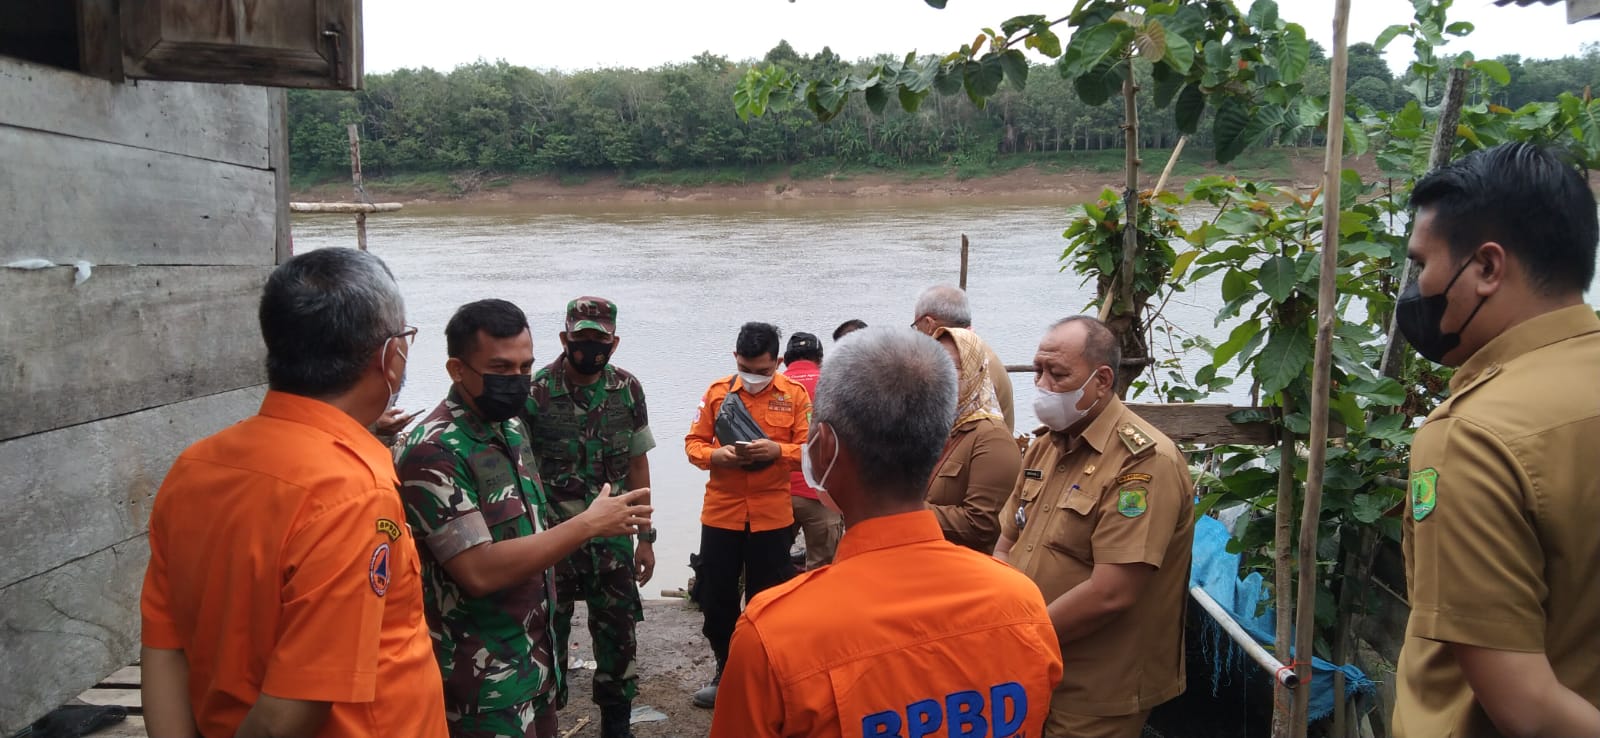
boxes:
[1117,422,1157,457]
[1410,467,1438,521]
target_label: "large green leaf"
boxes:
[1152,62,1183,108]
[1374,24,1409,51]
[864,82,890,115]
[923,0,947,8]
[1255,326,1313,397]
[1002,14,1048,36]
[1247,0,1279,31]
[1072,59,1122,107]
[1346,376,1406,405]
[933,65,963,95]
[963,57,1004,108]
[1026,28,1063,58]
[898,85,930,113]
[1134,21,1167,62]
[1221,268,1251,303]
[1061,23,1130,78]
[1163,29,1195,74]
[1213,319,1263,367]
[1366,414,1414,445]
[1470,59,1511,86]
[1175,83,1205,134]
[999,49,1029,91]
[1258,255,1297,303]
[1213,96,1253,163]
[1275,25,1309,84]
[1171,250,1201,282]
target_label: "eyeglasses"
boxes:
[391,325,419,348]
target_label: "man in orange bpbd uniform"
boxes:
[710,327,1062,738]
[139,248,446,738]
[684,321,811,708]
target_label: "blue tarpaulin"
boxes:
[1190,514,1375,722]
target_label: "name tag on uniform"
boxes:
[769,399,794,413]
[1023,469,1043,480]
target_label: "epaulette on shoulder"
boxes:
[1117,422,1157,457]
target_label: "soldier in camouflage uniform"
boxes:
[397,299,651,738]
[523,297,657,738]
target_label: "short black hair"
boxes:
[833,319,868,341]
[1410,142,1598,294]
[260,248,404,397]
[446,299,530,359]
[1052,315,1122,384]
[736,322,781,359]
[784,332,824,365]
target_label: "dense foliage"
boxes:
[286,39,1598,181]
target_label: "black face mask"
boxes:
[565,339,613,375]
[466,370,530,422]
[1397,256,1487,364]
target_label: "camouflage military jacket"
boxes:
[523,358,655,565]
[395,387,560,714]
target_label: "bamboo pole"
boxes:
[348,123,367,251]
[1291,3,1352,736]
[959,234,970,291]
[1192,587,1301,689]
[1152,135,1189,197]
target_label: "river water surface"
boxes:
[291,197,1600,594]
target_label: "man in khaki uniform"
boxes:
[1392,143,1600,737]
[996,316,1194,738]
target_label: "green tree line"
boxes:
[288,40,1600,181]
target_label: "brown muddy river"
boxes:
[291,197,1600,594]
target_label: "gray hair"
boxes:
[1052,315,1121,384]
[814,326,957,501]
[913,284,972,328]
[260,247,406,397]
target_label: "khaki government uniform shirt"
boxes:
[1394,305,1600,738]
[926,416,1022,554]
[999,398,1194,722]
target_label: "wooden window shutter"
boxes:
[119,0,362,89]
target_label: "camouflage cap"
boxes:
[566,296,618,336]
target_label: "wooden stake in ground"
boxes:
[1290,2,1351,736]
[1270,395,1297,738]
[959,234,970,290]
[348,123,367,251]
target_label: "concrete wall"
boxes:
[0,56,285,733]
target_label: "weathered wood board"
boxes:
[0,386,265,590]
[1126,403,1280,446]
[0,538,148,735]
[0,57,270,167]
[0,125,276,267]
[0,266,270,442]
[77,689,142,710]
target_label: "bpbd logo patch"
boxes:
[863,681,1029,738]
[369,543,391,597]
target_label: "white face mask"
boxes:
[802,424,841,513]
[739,371,772,393]
[1033,369,1102,432]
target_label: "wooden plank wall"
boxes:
[0,57,284,734]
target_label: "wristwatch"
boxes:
[639,527,658,544]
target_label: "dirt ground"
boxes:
[558,598,716,738]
